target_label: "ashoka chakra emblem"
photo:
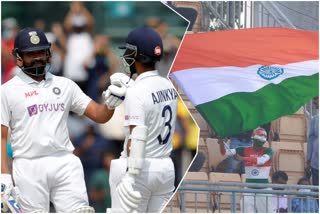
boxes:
[251,169,259,176]
[257,66,284,80]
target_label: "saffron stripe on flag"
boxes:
[171,27,319,72]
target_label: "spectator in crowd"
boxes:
[88,151,115,213]
[33,18,46,32]
[189,151,206,172]
[271,171,289,213]
[1,18,20,83]
[44,31,64,76]
[306,96,319,186]
[218,127,274,212]
[62,1,94,91]
[84,35,119,101]
[145,17,181,77]
[64,1,94,34]
[291,177,318,213]
[165,1,198,31]
[97,103,125,159]
[222,123,271,174]
[170,98,197,188]
[73,120,114,188]
[223,130,252,174]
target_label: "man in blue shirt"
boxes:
[306,96,319,186]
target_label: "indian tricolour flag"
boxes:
[170,28,319,138]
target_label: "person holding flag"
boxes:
[218,127,274,213]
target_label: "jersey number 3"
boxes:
[157,105,172,145]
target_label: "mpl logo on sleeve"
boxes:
[257,66,284,80]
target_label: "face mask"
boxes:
[253,139,265,147]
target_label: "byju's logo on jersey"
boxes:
[257,66,284,80]
[27,104,38,116]
[27,103,65,117]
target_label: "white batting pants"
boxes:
[12,152,89,212]
[109,157,175,213]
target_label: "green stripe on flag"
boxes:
[197,73,319,138]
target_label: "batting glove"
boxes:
[110,72,134,88]
[102,85,126,110]
[102,73,134,110]
[1,174,13,212]
[117,173,141,213]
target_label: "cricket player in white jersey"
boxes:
[108,26,178,213]
[1,27,128,212]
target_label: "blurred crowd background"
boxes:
[1,1,199,212]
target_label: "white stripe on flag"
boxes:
[171,60,318,106]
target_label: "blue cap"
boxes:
[120,26,163,59]
[13,27,51,53]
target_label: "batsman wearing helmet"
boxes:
[108,26,178,213]
[1,27,127,212]
[218,127,274,212]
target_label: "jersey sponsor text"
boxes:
[27,103,65,116]
[25,90,39,98]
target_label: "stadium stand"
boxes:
[183,172,213,212]
[171,1,203,32]
[210,173,242,212]
[165,0,317,211]
[171,81,311,213]
[274,108,307,142]
[163,206,181,213]
[198,138,209,173]
[162,192,181,213]
[271,141,305,185]
[206,138,226,172]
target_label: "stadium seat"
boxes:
[191,112,210,138]
[198,138,209,173]
[185,171,209,181]
[272,141,305,183]
[206,138,226,172]
[183,100,196,111]
[171,1,203,32]
[167,191,180,208]
[162,206,181,213]
[287,174,303,185]
[278,114,307,142]
[209,172,242,212]
[185,207,212,213]
[182,172,212,212]
[295,107,305,115]
[271,141,305,173]
[302,142,307,161]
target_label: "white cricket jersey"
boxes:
[122,70,178,158]
[1,71,91,158]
